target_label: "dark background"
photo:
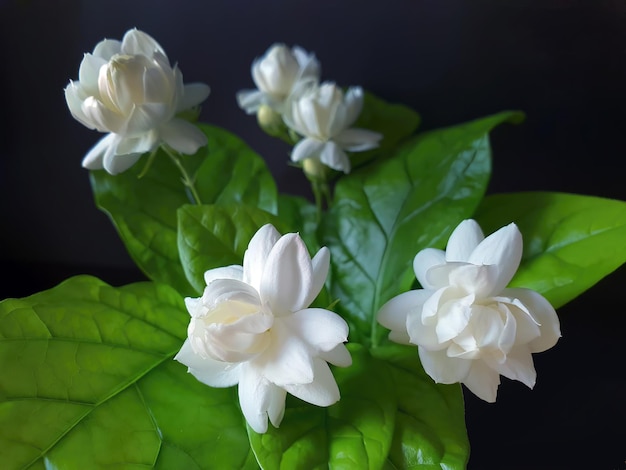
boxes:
[1,1,625,468]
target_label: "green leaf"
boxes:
[277,194,320,252]
[0,276,254,469]
[177,203,280,294]
[372,345,469,469]
[248,344,396,470]
[351,91,422,169]
[194,125,278,214]
[90,123,277,296]
[475,191,626,309]
[322,111,522,346]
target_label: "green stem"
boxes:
[311,179,323,222]
[162,145,203,205]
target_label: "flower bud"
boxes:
[256,104,286,138]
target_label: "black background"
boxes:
[1,1,625,468]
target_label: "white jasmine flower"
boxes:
[65,28,210,174]
[378,219,561,402]
[236,43,320,115]
[283,83,382,174]
[175,224,351,433]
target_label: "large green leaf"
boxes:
[90,124,277,296]
[350,91,422,169]
[177,203,280,294]
[0,276,254,469]
[276,194,320,253]
[248,344,396,470]
[475,191,626,309]
[322,112,522,347]
[372,345,469,469]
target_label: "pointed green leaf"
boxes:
[90,124,277,296]
[177,203,280,294]
[372,345,469,469]
[475,191,626,308]
[0,276,254,469]
[248,344,396,470]
[322,111,522,346]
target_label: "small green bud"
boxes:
[257,104,286,137]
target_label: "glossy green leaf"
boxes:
[322,111,522,346]
[277,194,320,253]
[372,345,469,469]
[0,276,254,469]
[351,91,422,169]
[475,191,626,309]
[177,203,280,294]
[248,344,396,470]
[90,124,277,296]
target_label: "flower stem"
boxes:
[162,145,203,205]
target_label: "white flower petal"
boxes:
[256,319,314,386]
[124,103,171,135]
[413,248,446,289]
[243,224,281,292]
[92,38,122,60]
[204,265,244,285]
[78,54,106,95]
[238,364,275,434]
[201,278,261,310]
[319,343,352,367]
[379,290,431,345]
[236,89,265,114]
[290,138,325,163]
[116,131,158,156]
[286,308,349,352]
[333,128,382,152]
[445,219,484,262]
[81,133,117,170]
[504,288,561,352]
[160,118,208,155]
[121,28,166,57]
[319,141,351,173]
[434,294,474,344]
[467,222,523,294]
[282,358,341,407]
[175,339,241,387]
[260,233,313,314]
[103,151,143,175]
[487,345,537,389]
[418,347,471,384]
[178,83,211,112]
[267,385,287,429]
[306,247,330,307]
[341,86,364,127]
[462,360,501,402]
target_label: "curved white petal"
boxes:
[319,343,352,367]
[290,137,325,163]
[379,289,431,345]
[267,385,287,428]
[319,141,350,173]
[201,278,261,310]
[103,150,143,175]
[116,131,158,156]
[305,247,330,307]
[333,128,382,152]
[444,263,500,298]
[236,89,266,114]
[282,358,341,407]
[121,28,166,57]
[238,364,274,433]
[418,347,471,384]
[256,318,314,386]
[65,82,93,128]
[486,345,537,389]
[286,308,349,352]
[445,219,484,262]
[178,83,211,112]
[81,96,123,133]
[462,360,501,402]
[433,293,474,344]
[413,248,446,289]
[78,53,106,94]
[81,133,117,170]
[92,38,122,60]
[467,222,523,293]
[160,118,208,155]
[204,265,244,285]
[184,297,206,319]
[243,224,281,292]
[124,103,170,135]
[175,339,241,387]
[260,233,313,314]
[341,86,364,128]
[504,288,561,352]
